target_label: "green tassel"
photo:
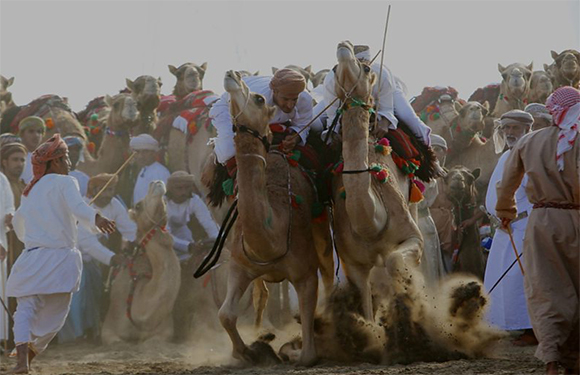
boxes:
[294,194,304,204]
[222,178,234,196]
[90,113,98,121]
[433,112,440,120]
[312,201,324,217]
[289,150,302,161]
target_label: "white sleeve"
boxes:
[111,199,137,242]
[288,91,314,144]
[1,174,14,216]
[171,234,190,254]
[62,178,98,232]
[77,226,115,265]
[12,208,25,243]
[190,195,219,239]
[393,88,432,146]
[373,64,398,128]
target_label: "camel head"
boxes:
[443,166,480,204]
[529,71,554,102]
[169,62,207,99]
[0,74,14,107]
[311,69,330,88]
[130,180,167,231]
[273,65,313,86]
[224,70,276,135]
[334,41,376,102]
[455,101,489,135]
[551,49,580,83]
[126,75,162,113]
[104,93,140,131]
[498,62,533,99]
[239,70,260,78]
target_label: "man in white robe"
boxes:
[130,134,170,206]
[210,68,313,164]
[64,136,89,197]
[0,171,15,343]
[5,134,116,373]
[483,110,535,344]
[18,117,46,184]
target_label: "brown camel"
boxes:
[126,75,162,135]
[0,75,15,115]
[77,93,140,176]
[217,70,319,366]
[331,41,422,321]
[101,181,181,343]
[529,70,554,104]
[550,49,580,89]
[169,62,207,99]
[76,96,111,156]
[493,62,533,117]
[412,87,462,145]
[311,69,330,88]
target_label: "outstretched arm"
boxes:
[495,144,526,225]
[62,178,116,234]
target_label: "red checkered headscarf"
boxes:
[546,87,580,171]
[23,134,68,197]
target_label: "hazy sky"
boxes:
[1,0,578,111]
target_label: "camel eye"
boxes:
[135,202,142,211]
[254,95,265,105]
[363,65,371,73]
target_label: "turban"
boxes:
[354,45,371,61]
[524,103,552,121]
[0,142,27,162]
[269,69,306,96]
[23,134,68,197]
[167,170,195,189]
[0,133,22,148]
[129,134,159,152]
[498,110,534,127]
[546,86,580,171]
[18,116,46,135]
[430,134,448,150]
[87,173,118,197]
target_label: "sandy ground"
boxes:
[0,327,544,375]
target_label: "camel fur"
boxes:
[550,49,580,89]
[126,75,162,135]
[493,62,533,117]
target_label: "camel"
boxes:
[126,75,162,135]
[76,96,111,156]
[493,62,533,117]
[101,181,181,343]
[529,70,554,104]
[330,41,423,321]
[411,86,461,145]
[311,69,330,88]
[0,75,15,116]
[217,70,319,366]
[77,93,140,176]
[549,49,580,89]
[438,166,485,279]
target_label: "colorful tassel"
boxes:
[409,181,424,203]
[45,118,55,130]
[188,121,198,135]
[90,113,99,122]
[87,142,96,154]
[374,138,392,156]
[222,178,234,196]
[338,186,346,199]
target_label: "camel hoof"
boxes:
[296,353,318,367]
[9,364,29,374]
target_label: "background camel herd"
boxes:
[0,47,578,366]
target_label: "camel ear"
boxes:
[544,63,550,72]
[471,168,481,181]
[304,65,312,74]
[104,94,113,106]
[168,65,178,76]
[482,101,490,116]
[527,62,533,71]
[498,63,506,73]
[272,67,278,75]
[125,78,135,92]
[199,62,208,73]
[254,71,260,76]
[6,76,14,87]
[157,77,163,87]
[551,50,559,60]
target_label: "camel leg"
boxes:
[343,262,373,321]
[252,278,269,329]
[218,263,254,361]
[293,272,318,367]
[313,220,335,301]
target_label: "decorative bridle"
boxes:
[231,84,271,152]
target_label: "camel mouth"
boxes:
[224,70,243,92]
[148,180,166,196]
[337,41,355,62]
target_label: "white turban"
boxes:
[354,45,371,61]
[524,103,552,121]
[130,134,159,151]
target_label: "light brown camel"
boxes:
[493,62,533,117]
[311,69,330,88]
[550,49,580,89]
[331,41,422,321]
[217,70,319,366]
[529,70,554,104]
[169,62,207,99]
[126,75,162,135]
[101,181,181,343]
[77,93,140,176]
[0,75,15,115]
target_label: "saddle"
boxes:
[9,94,73,133]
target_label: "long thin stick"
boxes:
[488,252,523,294]
[507,225,525,275]
[89,152,136,205]
[374,5,392,130]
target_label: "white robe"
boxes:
[77,197,137,265]
[418,180,446,283]
[0,172,15,340]
[132,161,170,206]
[166,195,219,261]
[209,75,313,164]
[6,174,97,297]
[484,150,532,331]
[69,169,89,197]
[21,152,33,184]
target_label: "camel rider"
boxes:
[165,171,219,262]
[524,103,552,132]
[129,134,170,207]
[210,68,313,165]
[315,44,431,147]
[63,136,89,197]
[6,134,116,374]
[60,173,136,343]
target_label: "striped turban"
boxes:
[23,134,68,196]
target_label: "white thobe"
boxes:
[166,195,219,261]
[418,180,446,283]
[210,75,314,164]
[483,150,532,331]
[0,172,15,340]
[21,152,33,184]
[319,64,431,145]
[132,161,170,206]
[70,169,89,197]
[77,197,137,265]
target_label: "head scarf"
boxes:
[129,134,159,152]
[269,69,306,96]
[167,171,195,190]
[498,110,534,128]
[0,133,22,148]
[0,142,28,164]
[524,103,552,121]
[545,86,580,171]
[23,134,68,196]
[87,173,118,197]
[354,45,371,62]
[430,134,448,150]
[18,116,46,135]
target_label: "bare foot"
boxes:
[546,361,559,375]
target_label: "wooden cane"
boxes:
[373,5,392,131]
[89,152,136,206]
[506,225,525,276]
